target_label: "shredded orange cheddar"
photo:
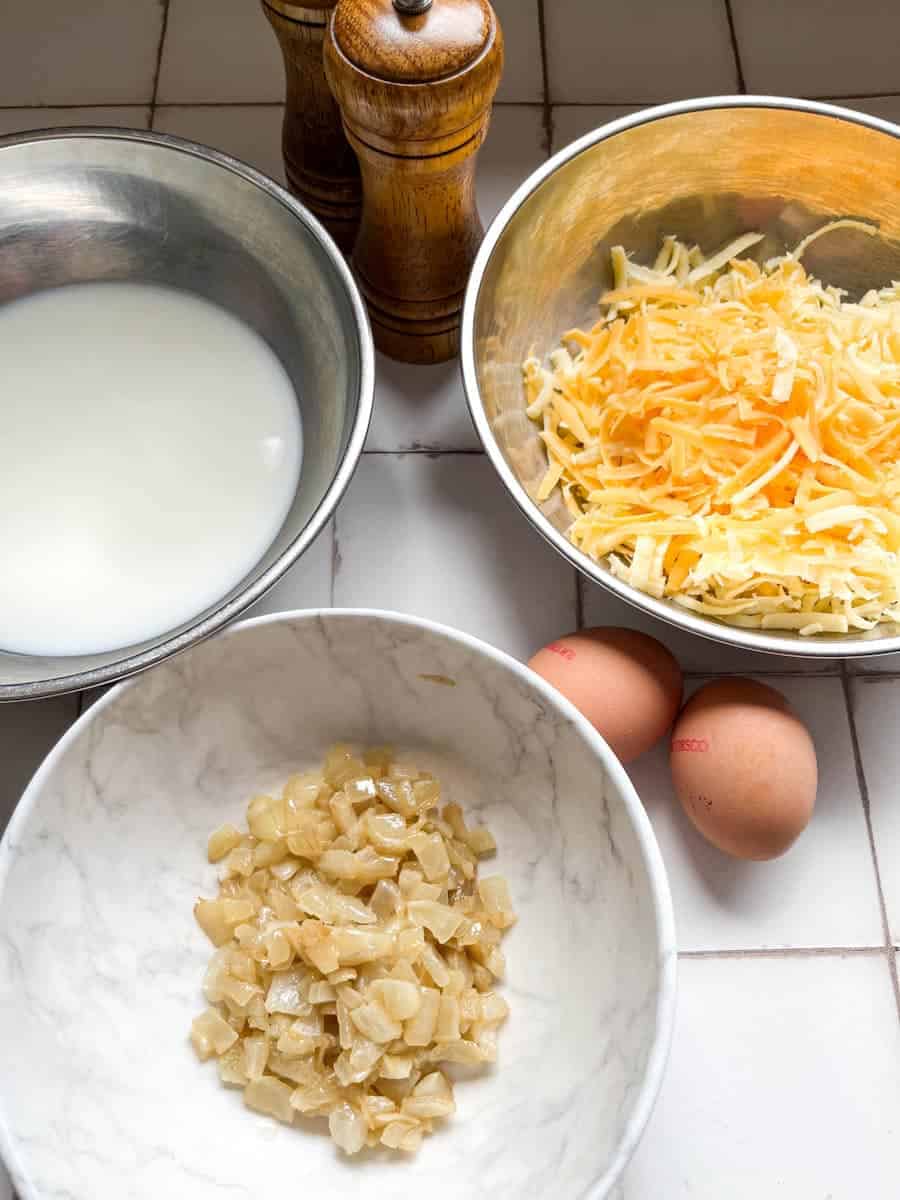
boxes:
[524,225,900,634]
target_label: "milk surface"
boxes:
[1,282,302,656]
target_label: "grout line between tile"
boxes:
[722,0,746,93]
[151,100,283,112]
[679,946,886,960]
[574,571,584,631]
[149,0,171,125]
[839,663,900,1020]
[329,519,339,608]
[888,948,900,1016]
[535,0,554,155]
[1,94,898,115]
[810,91,900,102]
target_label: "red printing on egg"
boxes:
[546,643,576,661]
[671,736,709,753]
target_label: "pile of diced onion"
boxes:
[524,222,900,635]
[191,745,514,1155]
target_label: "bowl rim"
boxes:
[461,94,900,659]
[0,125,375,702]
[0,606,677,1200]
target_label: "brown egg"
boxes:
[527,627,683,763]
[669,679,817,860]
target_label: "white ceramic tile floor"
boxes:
[332,453,577,661]
[4,5,900,1199]
[551,105,642,153]
[731,0,900,99]
[628,678,882,952]
[152,103,285,182]
[156,0,285,104]
[249,519,334,617]
[0,2,163,106]
[543,0,738,104]
[621,953,900,1199]
[847,649,900,674]
[490,0,544,103]
[850,678,900,947]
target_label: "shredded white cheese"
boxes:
[524,223,900,634]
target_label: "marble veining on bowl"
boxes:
[0,610,675,1200]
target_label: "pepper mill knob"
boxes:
[261,0,361,254]
[324,0,504,363]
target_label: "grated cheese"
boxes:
[524,224,900,634]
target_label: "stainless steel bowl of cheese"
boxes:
[462,96,900,658]
[0,127,373,699]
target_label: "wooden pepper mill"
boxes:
[261,0,361,253]
[324,0,504,363]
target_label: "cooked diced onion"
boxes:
[328,1100,367,1155]
[190,1007,238,1060]
[191,746,513,1155]
[208,824,243,863]
[244,1075,294,1124]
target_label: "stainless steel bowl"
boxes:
[0,127,373,700]
[462,97,900,658]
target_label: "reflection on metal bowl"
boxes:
[463,97,900,658]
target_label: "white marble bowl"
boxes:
[0,610,676,1200]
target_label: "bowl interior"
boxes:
[0,130,368,693]
[466,100,900,655]
[0,611,674,1200]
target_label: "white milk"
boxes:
[1,282,302,657]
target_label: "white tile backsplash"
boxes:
[627,677,882,952]
[850,678,900,946]
[731,0,900,98]
[333,454,577,661]
[152,104,284,181]
[157,0,285,103]
[0,2,163,105]
[544,0,738,104]
[249,520,334,617]
[621,953,900,1199]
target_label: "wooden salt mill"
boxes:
[261,0,361,253]
[324,0,504,363]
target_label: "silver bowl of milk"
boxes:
[0,127,374,701]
